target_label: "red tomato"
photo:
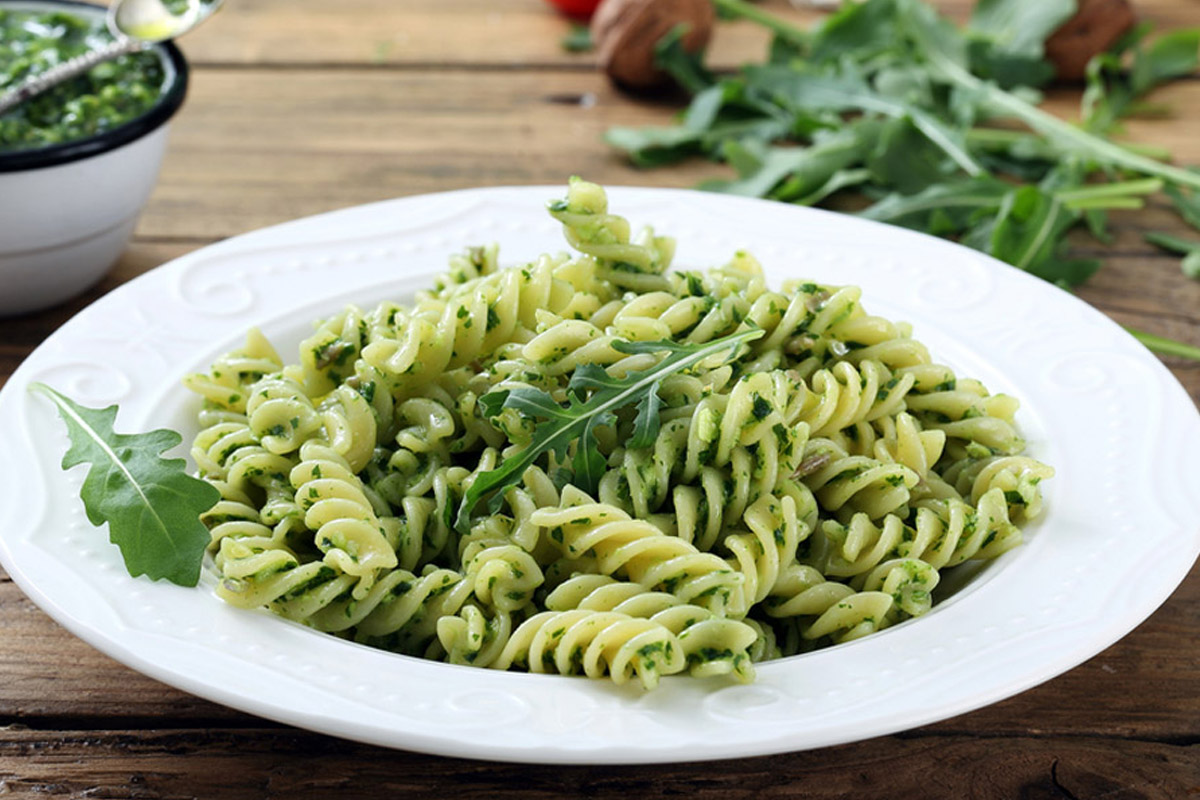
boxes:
[543,0,602,19]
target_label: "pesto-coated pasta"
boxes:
[187,178,1053,688]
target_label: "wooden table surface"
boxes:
[2,1,1199,796]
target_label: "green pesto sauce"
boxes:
[0,9,166,152]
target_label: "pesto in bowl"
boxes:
[0,5,169,152]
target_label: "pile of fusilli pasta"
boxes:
[185,179,1053,689]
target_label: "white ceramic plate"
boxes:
[2,186,1198,764]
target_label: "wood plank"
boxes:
[1,558,1196,739]
[146,69,1200,238]
[143,69,725,239]
[166,0,1200,68]
[0,576,249,726]
[0,728,1195,799]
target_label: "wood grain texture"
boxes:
[141,68,724,239]
[0,728,1196,799]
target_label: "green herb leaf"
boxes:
[604,125,705,168]
[713,0,808,49]
[866,115,957,194]
[29,382,219,587]
[965,0,1075,88]
[968,0,1077,59]
[859,176,1010,229]
[1164,184,1200,231]
[1144,230,1200,279]
[628,378,664,449]
[455,328,764,531]
[785,167,872,206]
[704,127,867,199]
[1084,25,1200,134]
[561,22,594,53]
[654,23,714,94]
[1183,251,1200,279]
[808,0,901,64]
[986,186,1101,284]
[1144,230,1200,255]
[1127,326,1200,359]
[747,64,985,177]
[1134,29,1200,92]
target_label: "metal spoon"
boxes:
[0,0,222,117]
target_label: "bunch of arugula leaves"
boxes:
[607,0,1200,360]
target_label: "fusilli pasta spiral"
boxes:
[187,178,1053,689]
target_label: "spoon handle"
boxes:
[0,37,147,117]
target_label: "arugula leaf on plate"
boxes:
[455,328,763,532]
[30,382,218,587]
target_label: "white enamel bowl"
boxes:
[0,0,189,316]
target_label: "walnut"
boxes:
[1045,0,1138,81]
[590,0,715,90]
